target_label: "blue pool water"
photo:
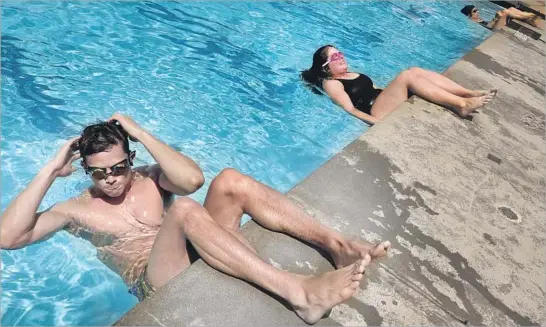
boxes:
[2,1,496,325]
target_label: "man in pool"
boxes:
[0,113,390,324]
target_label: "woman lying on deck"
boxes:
[300,45,497,125]
[461,4,540,30]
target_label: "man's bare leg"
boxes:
[203,168,391,268]
[147,204,194,289]
[151,196,371,324]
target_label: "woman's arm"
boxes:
[487,11,508,30]
[323,80,379,125]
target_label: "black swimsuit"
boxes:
[477,17,512,29]
[336,74,383,115]
[478,20,490,28]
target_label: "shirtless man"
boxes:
[0,113,391,324]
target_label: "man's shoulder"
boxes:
[132,165,175,201]
[51,188,91,209]
[132,164,160,179]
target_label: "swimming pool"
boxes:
[1,1,494,325]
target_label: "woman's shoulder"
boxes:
[322,79,347,97]
[322,78,344,89]
[333,72,362,81]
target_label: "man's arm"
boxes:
[110,113,205,196]
[1,203,75,250]
[0,137,80,249]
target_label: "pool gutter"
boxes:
[115,26,545,326]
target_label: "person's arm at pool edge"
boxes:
[109,113,205,196]
[0,138,80,249]
[482,11,505,30]
[323,79,379,125]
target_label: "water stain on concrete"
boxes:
[482,233,497,246]
[486,154,502,164]
[413,181,438,195]
[498,206,519,222]
[462,49,545,96]
[349,144,537,326]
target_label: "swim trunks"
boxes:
[128,265,156,301]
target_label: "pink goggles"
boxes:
[322,52,344,67]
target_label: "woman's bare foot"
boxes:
[291,254,371,324]
[469,88,498,97]
[526,15,540,28]
[458,94,494,117]
[330,239,391,268]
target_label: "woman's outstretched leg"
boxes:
[504,7,539,27]
[492,8,539,29]
[408,67,496,98]
[505,7,538,23]
[371,68,494,120]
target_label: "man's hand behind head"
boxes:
[49,136,81,178]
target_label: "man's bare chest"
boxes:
[73,179,168,236]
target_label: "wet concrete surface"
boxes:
[116,28,545,326]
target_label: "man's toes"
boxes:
[371,241,390,257]
[352,273,363,282]
[363,254,371,266]
[350,281,360,289]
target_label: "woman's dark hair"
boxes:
[300,44,335,95]
[460,5,476,17]
[78,121,130,162]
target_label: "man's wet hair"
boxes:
[77,121,130,162]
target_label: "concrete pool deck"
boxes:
[115,27,545,326]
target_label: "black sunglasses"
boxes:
[85,158,131,180]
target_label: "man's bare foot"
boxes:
[291,254,371,324]
[458,94,494,117]
[331,239,391,269]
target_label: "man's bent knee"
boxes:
[167,197,202,222]
[210,168,248,197]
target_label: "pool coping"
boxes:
[115,25,545,326]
